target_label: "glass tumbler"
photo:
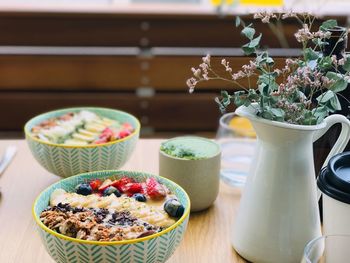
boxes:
[216,112,256,187]
[301,235,350,263]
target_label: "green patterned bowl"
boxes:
[33,170,190,263]
[24,107,140,177]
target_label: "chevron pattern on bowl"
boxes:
[25,107,140,178]
[33,170,190,263]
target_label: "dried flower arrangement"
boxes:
[187,13,350,125]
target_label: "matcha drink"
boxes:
[159,136,221,212]
[160,136,220,160]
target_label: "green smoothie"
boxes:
[160,136,220,160]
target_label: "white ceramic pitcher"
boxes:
[232,105,350,263]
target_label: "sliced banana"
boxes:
[78,129,99,137]
[72,133,95,142]
[85,123,106,133]
[64,139,88,146]
[94,118,115,127]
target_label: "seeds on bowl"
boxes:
[40,176,185,242]
[31,110,134,145]
[40,203,162,241]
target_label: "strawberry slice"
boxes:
[112,177,135,192]
[146,178,166,199]
[122,123,133,131]
[98,179,114,192]
[124,183,144,196]
[118,129,132,139]
[93,137,108,144]
[100,127,114,141]
[89,179,102,191]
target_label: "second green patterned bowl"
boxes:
[24,107,140,177]
[33,170,190,263]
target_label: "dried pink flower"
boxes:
[221,59,233,73]
[338,58,345,66]
[187,77,197,93]
[232,70,245,80]
[254,12,277,23]
[191,67,202,79]
[294,24,313,42]
[274,69,282,75]
[202,54,211,66]
[281,12,298,19]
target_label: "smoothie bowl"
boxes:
[24,107,140,177]
[33,170,190,263]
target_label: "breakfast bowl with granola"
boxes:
[33,170,190,263]
[24,107,140,177]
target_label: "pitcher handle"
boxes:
[313,114,350,200]
[313,114,350,168]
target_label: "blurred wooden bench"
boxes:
[0,9,344,137]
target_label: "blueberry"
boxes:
[76,183,92,196]
[133,193,147,202]
[164,199,185,217]
[103,186,121,197]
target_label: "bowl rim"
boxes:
[159,136,221,161]
[24,107,141,148]
[32,170,191,246]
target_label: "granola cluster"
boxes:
[40,203,162,241]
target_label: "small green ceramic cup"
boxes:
[159,136,221,212]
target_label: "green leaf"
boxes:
[248,34,262,48]
[235,16,241,27]
[312,106,328,121]
[220,90,232,107]
[242,44,256,55]
[233,90,248,107]
[316,91,340,112]
[255,53,274,67]
[260,109,274,120]
[260,107,284,121]
[320,19,337,31]
[241,33,261,55]
[221,90,229,99]
[215,97,227,113]
[326,72,348,92]
[270,108,285,121]
[318,56,333,70]
[329,79,348,92]
[329,94,341,111]
[302,110,318,125]
[247,89,260,101]
[215,90,234,112]
[241,26,255,40]
[312,38,328,47]
[316,90,335,103]
[343,56,350,72]
[265,57,274,65]
[303,117,318,125]
[303,48,319,61]
[258,83,268,96]
[258,74,278,93]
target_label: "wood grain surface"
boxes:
[0,139,247,263]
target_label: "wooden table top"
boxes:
[0,139,246,263]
